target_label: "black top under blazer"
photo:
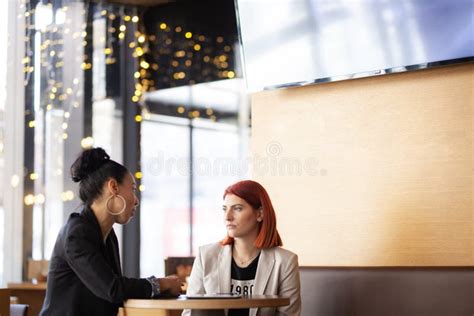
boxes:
[40,206,151,316]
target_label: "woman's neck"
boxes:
[90,201,114,241]
[233,236,259,263]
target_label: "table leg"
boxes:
[122,307,170,316]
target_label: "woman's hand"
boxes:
[158,276,182,296]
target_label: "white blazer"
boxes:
[183,243,301,316]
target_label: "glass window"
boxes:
[140,114,247,276]
[192,122,240,254]
[26,2,87,262]
[140,118,191,277]
[139,71,250,276]
[0,0,8,286]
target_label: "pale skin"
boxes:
[222,194,264,268]
[90,172,181,296]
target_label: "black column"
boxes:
[189,120,194,255]
[121,13,141,278]
[83,6,93,139]
[23,44,35,282]
[22,0,40,280]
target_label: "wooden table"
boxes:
[0,288,10,316]
[122,295,290,316]
[7,282,47,316]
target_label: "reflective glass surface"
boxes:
[236,0,474,91]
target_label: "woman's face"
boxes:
[114,172,139,224]
[222,194,262,240]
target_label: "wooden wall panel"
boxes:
[250,63,474,266]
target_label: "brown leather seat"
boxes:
[300,267,474,316]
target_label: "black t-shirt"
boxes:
[228,253,260,316]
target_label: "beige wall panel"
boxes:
[251,63,474,266]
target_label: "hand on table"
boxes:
[158,276,181,297]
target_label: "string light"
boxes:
[18,3,236,207]
[80,137,94,149]
[36,194,46,204]
[61,191,75,201]
[11,175,20,188]
[24,194,35,206]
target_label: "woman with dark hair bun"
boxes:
[184,180,301,316]
[40,147,181,316]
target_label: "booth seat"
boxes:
[299,267,473,316]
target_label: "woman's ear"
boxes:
[106,178,119,195]
[257,207,264,222]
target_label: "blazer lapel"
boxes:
[253,248,275,295]
[218,244,232,293]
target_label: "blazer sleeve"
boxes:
[182,247,206,316]
[63,221,151,304]
[276,253,301,316]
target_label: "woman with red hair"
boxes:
[184,180,301,316]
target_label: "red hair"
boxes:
[221,180,282,249]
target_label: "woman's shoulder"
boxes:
[64,211,86,229]
[198,242,228,256]
[266,246,298,261]
[62,209,99,239]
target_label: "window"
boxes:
[140,115,246,277]
[139,76,249,277]
[140,118,191,277]
[26,2,87,262]
[0,0,9,286]
[192,122,240,254]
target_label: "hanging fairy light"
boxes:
[20,0,95,206]
[19,0,236,208]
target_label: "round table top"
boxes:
[125,295,290,310]
[7,282,47,290]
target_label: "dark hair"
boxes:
[221,180,282,249]
[70,147,128,205]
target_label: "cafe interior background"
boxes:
[1,0,250,281]
[0,0,473,315]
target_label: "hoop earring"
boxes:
[106,194,126,216]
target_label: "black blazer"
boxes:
[40,206,151,316]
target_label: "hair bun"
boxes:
[70,147,110,182]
